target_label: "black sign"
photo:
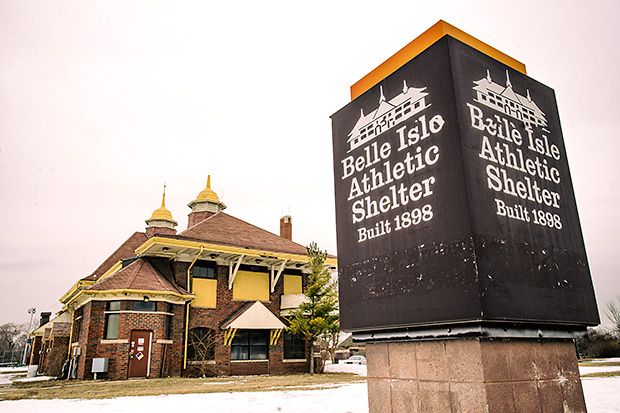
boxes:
[331,37,599,334]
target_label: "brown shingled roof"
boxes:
[52,322,71,336]
[177,212,309,256]
[88,258,190,295]
[82,232,149,281]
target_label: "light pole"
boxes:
[21,308,36,365]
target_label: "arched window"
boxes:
[187,327,216,361]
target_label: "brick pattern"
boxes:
[280,216,292,240]
[146,226,176,237]
[72,300,186,380]
[366,338,587,413]
[187,210,215,228]
[70,262,309,380]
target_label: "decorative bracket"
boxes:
[270,260,288,293]
[228,255,244,289]
[223,328,237,346]
[270,329,283,345]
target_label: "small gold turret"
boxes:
[146,184,178,236]
[187,175,227,227]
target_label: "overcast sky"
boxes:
[1,0,618,327]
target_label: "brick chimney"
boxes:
[39,312,51,327]
[280,215,292,240]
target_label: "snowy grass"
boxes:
[579,359,620,377]
[0,361,618,412]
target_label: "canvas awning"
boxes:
[221,301,286,330]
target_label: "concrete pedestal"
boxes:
[366,338,586,412]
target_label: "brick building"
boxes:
[30,311,72,376]
[56,178,336,380]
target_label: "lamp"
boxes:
[143,296,149,303]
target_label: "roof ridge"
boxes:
[184,210,222,232]
[128,259,145,289]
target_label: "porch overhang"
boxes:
[221,301,286,330]
[62,288,195,311]
[134,236,337,271]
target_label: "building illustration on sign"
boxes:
[473,69,547,128]
[347,80,429,152]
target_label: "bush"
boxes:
[576,327,620,358]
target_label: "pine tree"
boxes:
[287,242,339,374]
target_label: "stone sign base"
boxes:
[366,338,586,412]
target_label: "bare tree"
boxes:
[0,323,27,353]
[187,327,216,377]
[605,297,620,335]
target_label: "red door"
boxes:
[128,330,152,378]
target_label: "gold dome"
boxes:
[195,175,220,203]
[147,185,177,225]
[149,206,175,222]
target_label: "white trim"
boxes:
[147,331,153,377]
[104,310,171,315]
[188,360,216,365]
[230,359,269,363]
[100,339,129,344]
[283,359,307,363]
[156,339,173,344]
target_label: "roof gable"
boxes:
[221,301,286,330]
[83,232,148,281]
[88,258,189,295]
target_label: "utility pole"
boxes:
[21,308,36,365]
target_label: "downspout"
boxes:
[66,307,75,360]
[183,246,203,370]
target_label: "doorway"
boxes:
[128,330,152,378]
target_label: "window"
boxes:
[165,303,173,340]
[283,333,306,360]
[193,262,217,279]
[231,330,268,360]
[187,327,215,361]
[104,301,121,339]
[132,301,156,312]
[73,316,82,342]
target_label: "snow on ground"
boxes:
[0,383,369,413]
[1,362,619,412]
[582,376,620,413]
[579,358,620,376]
[325,363,367,376]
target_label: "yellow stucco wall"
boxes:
[193,278,217,308]
[232,271,269,301]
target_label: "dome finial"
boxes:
[194,175,221,203]
[146,183,177,225]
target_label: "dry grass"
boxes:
[0,373,364,401]
[580,371,620,378]
[578,360,620,378]
[578,361,620,368]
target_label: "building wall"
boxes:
[70,261,309,379]
[185,263,309,376]
[72,300,186,380]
